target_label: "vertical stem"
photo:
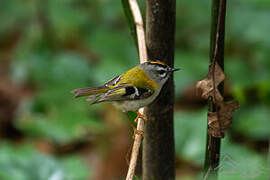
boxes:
[143,0,176,180]
[203,0,227,179]
[128,0,148,62]
[268,139,270,166]
[125,0,147,179]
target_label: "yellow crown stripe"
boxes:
[148,61,165,65]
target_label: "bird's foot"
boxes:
[134,112,147,123]
[133,129,144,139]
[124,112,145,138]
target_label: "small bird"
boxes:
[71,61,179,122]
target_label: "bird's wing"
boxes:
[92,83,154,104]
[71,75,122,98]
[71,86,109,98]
[104,75,122,87]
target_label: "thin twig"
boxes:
[268,139,270,166]
[126,0,148,180]
[203,167,211,180]
[126,109,145,180]
[203,0,227,179]
[211,0,224,137]
[128,0,148,63]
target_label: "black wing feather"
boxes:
[92,85,153,104]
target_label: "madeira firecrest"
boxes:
[71,61,179,115]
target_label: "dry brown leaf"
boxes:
[207,62,226,85]
[196,61,239,138]
[196,63,225,102]
[208,112,223,138]
[207,100,239,138]
[218,100,239,130]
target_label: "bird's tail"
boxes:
[71,86,109,99]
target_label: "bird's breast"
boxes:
[112,88,161,112]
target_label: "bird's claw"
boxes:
[133,129,144,139]
[134,112,147,123]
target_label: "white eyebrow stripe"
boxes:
[157,67,166,71]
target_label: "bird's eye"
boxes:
[158,70,166,77]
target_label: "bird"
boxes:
[71,61,179,124]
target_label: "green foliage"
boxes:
[0,0,34,35]
[233,104,270,140]
[174,0,270,97]
[218,138,269,180]
[47,0,90,41]
[7,0,137,146]
[12,53,105,144]
[174,110,207,165]
[1,0,270,179]
[174,51,209,96]
[121,0,138,50]
[88,29,137,84]
[0,143,90,180]
[174,110,269,180]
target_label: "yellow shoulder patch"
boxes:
[120,66,158,91]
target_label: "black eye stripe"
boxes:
[159,70,166,74]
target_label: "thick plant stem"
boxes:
[203,0,227,179]
[143,0,176,180]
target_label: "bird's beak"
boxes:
[169,67,180,72]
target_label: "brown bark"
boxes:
[143,0,176,179]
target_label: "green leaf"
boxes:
[12,52,106,144]
[233,104,270,140]
[217,138,269,180]
[174,110,208,165]
[47,0,90,41]
[61,156,90,180]
[226,57,256,88]
[15,101,105,144]
[0,143,90,180]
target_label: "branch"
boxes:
[201,0,227,179]
[128,0,148,63]
[125,0,148,180]
[126,109,145,180]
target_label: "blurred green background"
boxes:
[0,0,269,179]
